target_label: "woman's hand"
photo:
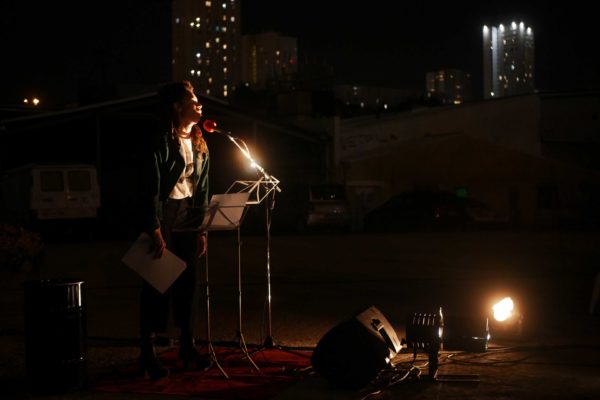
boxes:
[150,228,166,259]
[196,232,207,258]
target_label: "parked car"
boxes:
[269,184,351,233]
[363,191,497,232]
[459,198,498,225]
[303,184,351,231]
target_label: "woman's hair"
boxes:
[157,80,207,154]
[157,80,194,107]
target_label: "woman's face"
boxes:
[177,91,203,125]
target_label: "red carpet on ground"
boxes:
[94,346,312,399]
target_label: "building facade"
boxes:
[171,0,241,98]
[426,69,472,104]
[483,21,535,99]
[240,32,298,90]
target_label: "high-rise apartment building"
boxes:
[483,21,534,99]
[171,0,241,98]
[426,69,472,104]
[240,32,298,90]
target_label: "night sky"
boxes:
[1,0,598,108]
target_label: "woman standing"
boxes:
[138,80,211,380]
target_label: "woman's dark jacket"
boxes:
[140,129,209,233]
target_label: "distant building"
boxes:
[171,0,241,98]
[426,69,472,104]
[334,85,420,111]
[240,32,298,90]
[483,21,535,99]
[336,91,600,228]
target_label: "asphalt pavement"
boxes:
[1,230,599,399]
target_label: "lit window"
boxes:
[205,42,211,48]
[223,67,227,73]
[205,1,211,6]
[189,22,195,28]
[222,44,227,50]
[230,16,235,22]
[196,17,200,22]
[175,17,180,24]
[222,3,226,8]
[196,53,201,58]
[190,69,195,75]
[196,71,201,76]
[208,77,213,84]
[215,37,220,43]
[223,56,227,62]
[195,23,200,28]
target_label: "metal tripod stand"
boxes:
[203,231,229,379]
[201,192,260,373]
[226,177,280,348]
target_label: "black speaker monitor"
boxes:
[311,306,401,389]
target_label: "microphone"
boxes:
[202,119,224,134]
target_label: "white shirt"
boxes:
[169,137,194,199]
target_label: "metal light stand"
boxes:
[227,177,280,348]
[219,130,281,349]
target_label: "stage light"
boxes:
[404,308,443,379]
[442,316,490,352]
[492,297,513,322]
[489,296,523,337]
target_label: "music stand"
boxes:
[200,192,260,373]
[203,122,281,349]
[227,176,280,348]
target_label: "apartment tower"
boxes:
[483,21,534,99]
[172,0,241,98]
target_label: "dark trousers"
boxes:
[140,198,199,338]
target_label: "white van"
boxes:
[0,163,101,223]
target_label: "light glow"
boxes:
[493,297,514,322]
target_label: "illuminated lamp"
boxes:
[404,308,443,379]
[489,297,523,338]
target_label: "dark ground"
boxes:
[1,230,599,399]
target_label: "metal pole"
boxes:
[204,232,229,379]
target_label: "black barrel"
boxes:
[23,279,87,393]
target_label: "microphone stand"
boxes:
[213,127,281,350]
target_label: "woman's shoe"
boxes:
[179,346,213,371]
[138,353,170,380]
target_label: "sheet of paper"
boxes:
[201,192,250,231]
[121,232,186,294]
